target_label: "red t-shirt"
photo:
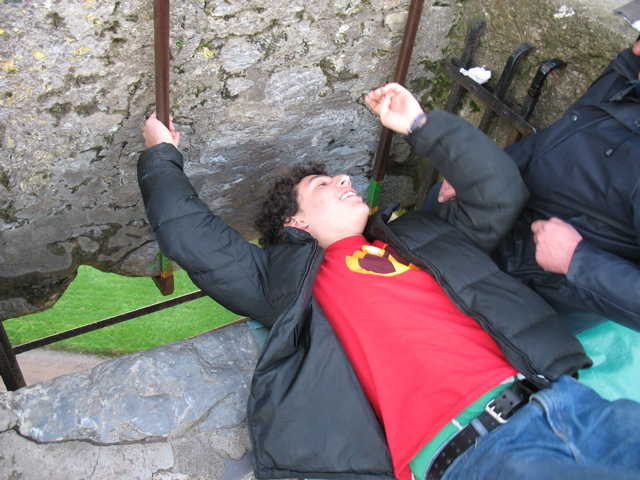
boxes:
[314,235,517,480]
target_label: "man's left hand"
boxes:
[531,217,582,275]
[438,179,457,203]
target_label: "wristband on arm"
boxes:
[408,113,428,134]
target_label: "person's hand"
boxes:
[365,83,425,134]
[438,179,457,203]
[143,112,180,148]
[531,217,582,275]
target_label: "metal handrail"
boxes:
[0,289,205,390]
[12,290,205,355]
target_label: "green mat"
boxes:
[578,321,640,402]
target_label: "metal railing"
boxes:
[0,290,205,391]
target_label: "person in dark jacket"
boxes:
[496,31,640,333]
[138,83,640,480]
[429,30,640,333]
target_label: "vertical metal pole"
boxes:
[154,0,171,128]
[152,0,174,295]
[367,0,425,212]
[0,322,26,391]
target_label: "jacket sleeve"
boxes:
[137,143,278,323]
[405,109,530,253]
[557,84,640,328]
[565,239,640,331]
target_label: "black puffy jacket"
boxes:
[138,110,591,479]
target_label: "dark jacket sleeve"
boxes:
[137,143,278,323]
[567,237,640,330]
[405,109,529,253]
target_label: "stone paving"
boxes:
[0,349,107,394]
[0,320,260,480]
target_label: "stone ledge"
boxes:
[0,320,261,480]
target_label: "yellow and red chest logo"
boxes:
[345,244,420,276]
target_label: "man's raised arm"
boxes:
[366,83,529,253]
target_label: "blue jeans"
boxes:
[442,376,640,480]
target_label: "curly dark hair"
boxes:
[255,162,328,247]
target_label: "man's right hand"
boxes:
[365,83,425,134]
[143,112,180,148]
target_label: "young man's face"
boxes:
[284,174,370,248]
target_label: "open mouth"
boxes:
[341,191,357,200]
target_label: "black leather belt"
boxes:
[426,379,539,480]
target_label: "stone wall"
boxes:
[1,0,458,320]
[0,2,638,478]
[1,0,636,321]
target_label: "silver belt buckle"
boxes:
[485,399,508,424]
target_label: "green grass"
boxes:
[3,266,241,357]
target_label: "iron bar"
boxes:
[444,20,486,113]
[13,290,205,355]
[477,43,535,133]
[152,0,175,295]
[367,0,425,210]
[154,0,171,127]
[0,322,26,390]
[508,58,566,145]
[443,60,540,136]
